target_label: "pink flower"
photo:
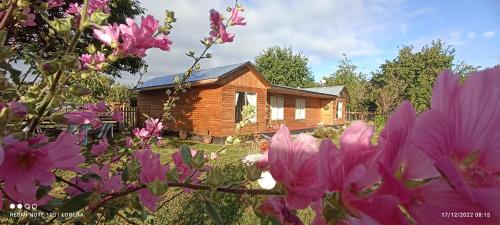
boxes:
[0,145,4,166]
[66,3,80,15]
[411,68,500,217]
[93,23,120,46]
[112,110,124,122]
[154,36,173,51]
[145,118,163,136]
[85,101,108,113]
[88,0,111,14]
[258,197,304,225]
[22,8,37,27]
[65,163,122,197]
[268,125,324,209]
[229,7,246,26]
[134,149,169,211]
[219,27,234,43]
[0,132,83,203]
[47,132,85,171]
[47,0,65,8]
[133,127,149,139]
[311,200,327,225]
[91,138,109,156]
[140,15,159,36]
[8,101,28,117]
[172,150,201,181]
[209,9,223,28]
[80,52,106,71]
[317,122,379,193]
[64,111,98,125]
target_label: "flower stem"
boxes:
[0,0,15,30]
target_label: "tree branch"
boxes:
[0,1,15,30]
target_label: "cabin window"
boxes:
[337,101,343,118]
[235,91,257,123]
[295,98,306,120]
[270,96,284,120]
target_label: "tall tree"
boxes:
[323,54,370,112]
[255,46,315,88]
[453,61,480,81]
[371,40,455,112]
[5,0,145,79]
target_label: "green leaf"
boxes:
[80,173,102,182]
[88,10,110,26]
[146,179,168,196]
[121,167,130,181]
[60,192,92,213]
[191,150,205,169]
[36,186,50,200]
[203,197,224,224]
[180,145,192,166]
[0,30,7,47]
[48,17,73,33]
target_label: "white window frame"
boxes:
[235,91,257,123]
[270,96,284,121]
[337,101,343,119]
[295,98,306,120]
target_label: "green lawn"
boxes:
[146,137,315,225]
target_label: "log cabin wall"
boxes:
[267,93,326,130]
[220,67,269,136]
[137,85,223,136]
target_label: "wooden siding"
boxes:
[220,68,269,136]
[137,85,224,136]
[267,93,331,130]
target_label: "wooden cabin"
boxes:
[136,62,348,137]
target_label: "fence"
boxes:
[121,106,137,130]
[346,111,379,121]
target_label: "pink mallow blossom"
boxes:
[112,110,124,122]
[47,0,65,8]
[208,9,234,43]
[113,15,172,57]
[0,132,84,203]
[91,138,109,156]
[63,111,98,125]
[134,149,169,211]
[22,8,36,27]
[8,101,28,117]
[268,125,324,209]
[65,163,122,197]
[410,68,500,220]
[230,7,246,26]
[93,23,120,47]
[259,197,304,225]
[80,52,106,71]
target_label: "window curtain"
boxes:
[246,93,257,123]
[277,97,284,120]
[235,92,245,123]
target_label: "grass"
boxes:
[145,137,315,225]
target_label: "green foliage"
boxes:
[324,54,371,111]
[6,0,146,79]
[312,127,340,142]
[255,46,316,88]
[106,84,134,104]
[68,72,114,104]
[371,40,455,112]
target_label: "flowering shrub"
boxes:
[1,0,499,225]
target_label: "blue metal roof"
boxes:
[138,62,248,90]
[300,86,344,96]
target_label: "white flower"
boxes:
[258,171,276,190]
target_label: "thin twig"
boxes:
[117,213,139,225]
[0,0,15,30]
[56,175,85,193]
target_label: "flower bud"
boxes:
[50,112,66,124]
[69,85,93,96]
[191,150,205,169]
[245,163,262,181]
[225,136,234,144]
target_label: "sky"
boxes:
[117,0,500,85]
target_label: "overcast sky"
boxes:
[117,0,500,85]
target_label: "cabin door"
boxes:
[320,100,333,125]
